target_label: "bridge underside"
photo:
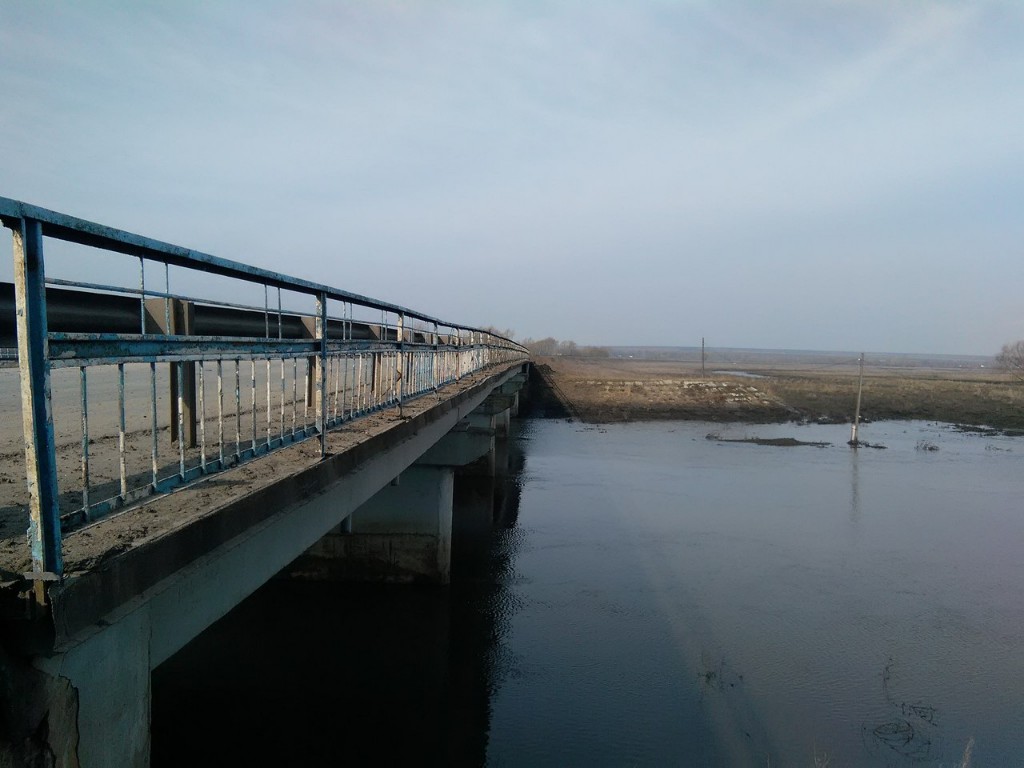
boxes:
[1,361,527,767]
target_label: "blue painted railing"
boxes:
[0,196,527,584]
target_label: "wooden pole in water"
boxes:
[850,352,864,447]
[701,337,706,378]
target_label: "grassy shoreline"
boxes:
[535,357,1024,431]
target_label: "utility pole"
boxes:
[701,337,706,378]
[850,352,864,447]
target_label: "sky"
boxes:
[1,0,1022,354]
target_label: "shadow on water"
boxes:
[152,417,1024,765]
[151,424,529,767]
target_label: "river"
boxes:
[152,418,1024,766]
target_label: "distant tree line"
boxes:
[479,327,609,357]
[520,337,609,358]
[480,326,517,341]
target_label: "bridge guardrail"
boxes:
[0,196,528,586]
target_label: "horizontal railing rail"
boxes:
[0,196,528,590]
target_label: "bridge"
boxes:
[0,197,530,766]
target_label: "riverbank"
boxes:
[534,356,1024,431]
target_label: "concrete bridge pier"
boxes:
[291,381,528,585]
[2,599,157,767]
[450,385,523,570]
[292,465,455,584]
[292,413,498,585]
[32,608,152,767]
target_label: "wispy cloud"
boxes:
[1,1,1022,351]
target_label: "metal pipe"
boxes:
[234,359,241,459]
[1,195,530,353]
[316,293,327,457]
[326,355,334,425]
[250,359,256,452]
[346,354,354,421]
[163,263,170,335]
[332,353,340,424]
[391,350,397,406]
[118,363,127,500]
[177,362,185,479]
[341,353,349,421]
[217,360,224,466]
[357,353,365,413]
[150,361,158,490]
[80,366,90,518]
[139,257,146,334]
[199,362,207,473]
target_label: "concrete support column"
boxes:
[464,412,496,476]
[293,465,455,584]
[27,607,153,767]
[494,407,511,439]
[446,414,500,574]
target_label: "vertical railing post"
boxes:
[12,217,63,589]
[397,312,405,406]
[171,298,197,447]
[300,314,317,407]
[433,322,439,393]
[146,296,197,447]
[316,292,327,457]
[455,328,462,382]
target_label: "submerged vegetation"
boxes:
[705,433,831,447]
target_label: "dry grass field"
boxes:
[536,356,1024,431]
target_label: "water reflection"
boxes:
[152,424,528,766]
[850,448,861,527]
[483,420,1024,766]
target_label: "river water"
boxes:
[152,418,1024,766]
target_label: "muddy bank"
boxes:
[530,359,795,424]
[534,357,1024,430]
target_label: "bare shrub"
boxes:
[996,341,1024,383]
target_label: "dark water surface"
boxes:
[153,419,1024,766]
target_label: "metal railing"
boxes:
[0,196,528,584]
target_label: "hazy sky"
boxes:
[2,1,1022,354]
